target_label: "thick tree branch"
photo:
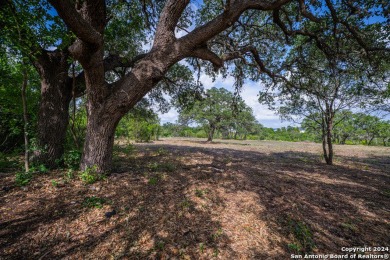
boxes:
[243,0,292,9]
[243,46,279,78]
[191,47,224,69]
[71,53,149,96]
[192,44,285,81]
[179,0,291,49]
[153,0,190,47]
[103,53,148,71]
[47,0,102,45]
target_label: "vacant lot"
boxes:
[1,138,389,259]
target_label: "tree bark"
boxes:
[325,118,333,165]
[21,66,29,172]
[77,41,181,171]
[80,109,120,172]
[321,116,331,165]
[321,131,329,164]
[207,125,216,142]
[32,50,72,168]
[78,44,124,171]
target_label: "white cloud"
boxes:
[199,73,235,90]
[240,83,277,120]
[158,108,179,124]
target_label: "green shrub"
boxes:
[64,169,75,180]
[15,172,33,186]
[63,149,82,170]
[288,219,316,253]
[148,162,176,172]
[246,135,259,140]
[148,176,158,185]
[180,199,192,210]
[148,162,159,171]
[26,163,49,174]
[79,165,106,184]
[195,189,205,198]
[114,144,135,155]
[82,196,105,208]
[156,147,167,156]
[122,144,136,154]
[155,241,165,251]
[195,130,207,138]
[382,189,390,198]
[34,164,48,173]
[161,162,176,172]
[0,152,20,171]
[288,243,301,253]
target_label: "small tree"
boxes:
[260,44,365,165]
[179,87,236,142]
[353,113,382,145]
[377,121,390,146]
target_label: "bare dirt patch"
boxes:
[1,138,389,259]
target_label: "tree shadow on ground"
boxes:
[135,143,390,257]
[0,142,389,259]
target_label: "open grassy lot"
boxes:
[1,138,389,259]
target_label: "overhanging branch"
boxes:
[48,0,102,45]
[191,47,224,70]
[179,0,291,50]
[103,53,148,71]
[153,0,190,47]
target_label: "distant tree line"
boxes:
[160,123,314,143]
[160,114,390,147]
[303,111,390,146]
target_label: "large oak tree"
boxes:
[45,0,388,171]
[0,1,77,167]
[1,0,153,167]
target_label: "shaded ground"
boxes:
[1,138,389,259]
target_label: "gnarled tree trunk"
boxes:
[80,110,120,171]
[48,0,291,172]
[21,66,29,172]
[78,44,177,172]
[33,50,72,168]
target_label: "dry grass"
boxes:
[1,138,389,259]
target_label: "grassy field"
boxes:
[1,138,389,259]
